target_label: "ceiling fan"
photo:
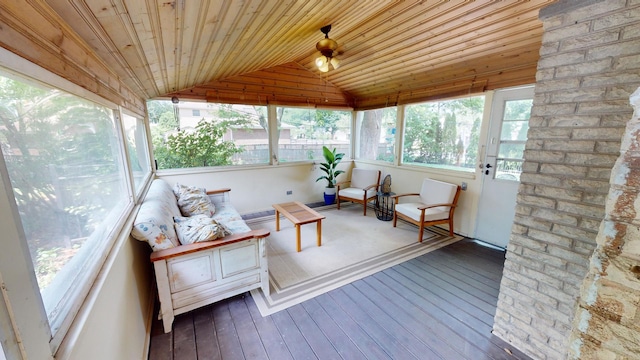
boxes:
[315,25,340,72]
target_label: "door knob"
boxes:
[485,163,493,169]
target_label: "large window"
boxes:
[276,107,351,162]
[402,96,484,172]
[355,107,397,163]
[0,71,131,338]
[149,101,269,168]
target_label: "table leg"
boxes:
[317,219,322,247]
[275,210,280,231]
[296,224,301,252]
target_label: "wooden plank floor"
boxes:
[148,239,531,360]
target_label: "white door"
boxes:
[475,86,534,248]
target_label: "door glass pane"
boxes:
[496,99,532,181]
[0,71,130,335]
[497,142,525,159]
[504,99,533,120]
[495,159,523,181]
[500,120,529,141]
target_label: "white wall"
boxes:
[56,235,153,360]
[159,159,482,237]
[159,161,354,214]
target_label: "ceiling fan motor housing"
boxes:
[316,37,337,57]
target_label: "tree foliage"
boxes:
[1,78,117,238]
[276,107,349,141]
[403,96,484,169]
[150,102,250,169]
[465,118,481,167]
[154,120,242,168]
[1,75,123,288]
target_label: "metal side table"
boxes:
[375,191,395,221]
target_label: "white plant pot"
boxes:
[324,187,336,195]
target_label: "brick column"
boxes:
[567,87,640,358]
[492,1,640,358]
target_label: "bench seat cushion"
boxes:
[173,215,231,244]
[211,198,251,234]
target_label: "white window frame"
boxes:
[120,110,153,200]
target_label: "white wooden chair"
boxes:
[336,168,381,216]
[392,178,461,242]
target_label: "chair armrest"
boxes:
[150,228,270,262]
[206,188,231,195]
[363,183,379,191]
[391,193,420,203]
[417,202,457,210]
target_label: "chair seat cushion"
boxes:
[395,202,449,222]
[339,187,377,200]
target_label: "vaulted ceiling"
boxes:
[45,0,555,110]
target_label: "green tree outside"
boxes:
[0,75,124,289]
[150,102,251,169]
[403,96,484,170]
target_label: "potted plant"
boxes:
[316,146,345,205]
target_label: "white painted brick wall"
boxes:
[492,1,640,358]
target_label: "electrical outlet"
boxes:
[286,190,293,195]
[461,182,467,191]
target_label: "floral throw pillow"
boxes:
[173,183,216,217]
[173,215,231,244]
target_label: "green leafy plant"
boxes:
[154,119,242,168]
[315,146,345,188]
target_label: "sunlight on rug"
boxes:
[247,204,463,316]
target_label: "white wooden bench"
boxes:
[132,179,269,333]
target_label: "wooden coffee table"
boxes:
[272,201,325,252]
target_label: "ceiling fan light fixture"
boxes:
[315,24,340,72]
[330,57,340,69]
[315,55,328,68]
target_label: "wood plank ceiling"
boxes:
[44,0,556,110]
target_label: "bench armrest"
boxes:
[150,228,270,262]
[206,188,231,195]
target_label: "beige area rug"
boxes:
[247,204,463,316]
